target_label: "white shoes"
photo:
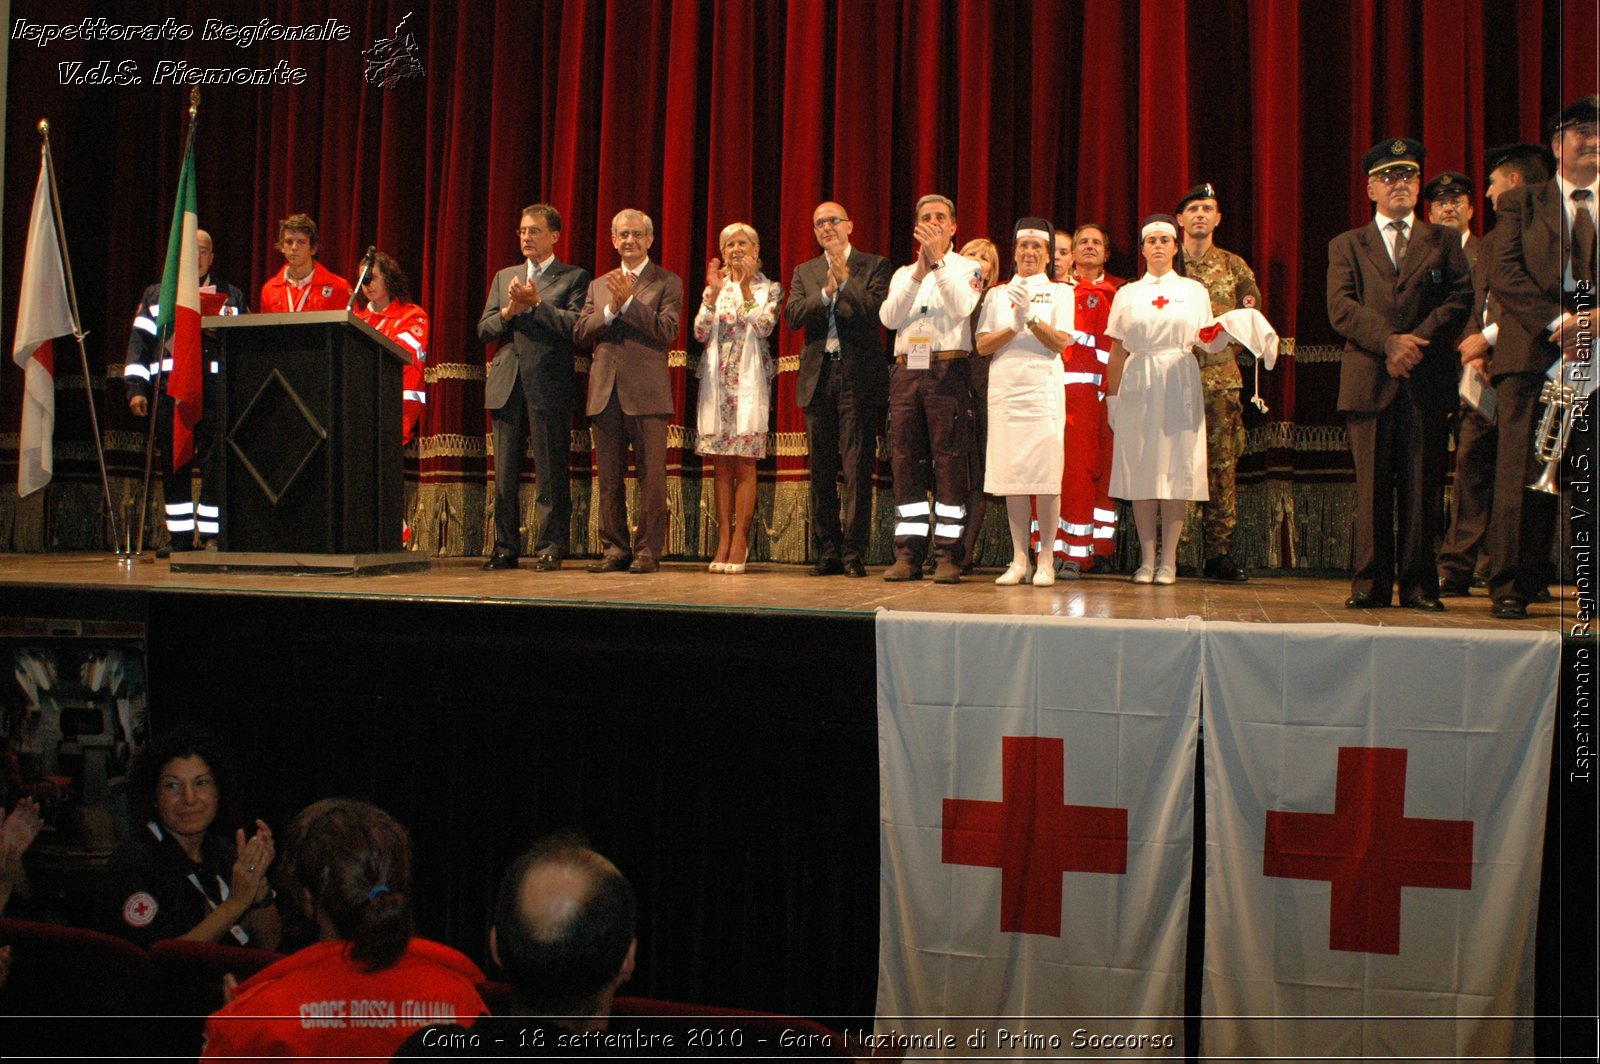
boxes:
[1032,563,1055,586]
[708,561,727,573]
[1131,565,1155,584]
[995,562,1033,586]
[1154,565,1177,585]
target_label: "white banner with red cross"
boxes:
[875,612,1201,1054]
[1200,622,1559,1059]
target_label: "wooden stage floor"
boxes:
[0,551,1569,632]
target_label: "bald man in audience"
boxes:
[396,836,636,1054]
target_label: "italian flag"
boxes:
[158,142,202,469]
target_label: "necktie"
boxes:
[1388,220,1408,275]
[1572,190,1596,285]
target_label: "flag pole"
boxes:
[133,89,201,557]
[38,118,121,554]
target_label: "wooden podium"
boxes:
[171,311,427,575]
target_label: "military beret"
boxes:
[1484,141,1557,181]
[1423,171,1473,201]
[1547,94,1600,141]
[1175,182,1218,214]
[1362,137,1425,175]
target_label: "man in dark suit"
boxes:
[1484,96,1600,618]
[1439,147,1556,598]
[573,209,684,574]
[478,204,591,571]
[1327,137,1474,611]
[785,201,892,578]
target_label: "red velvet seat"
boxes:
[0,916,156,1055]
[147,938,282,1057]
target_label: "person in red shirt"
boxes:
[202,799,486,1059]
[356,252,430,445]
[1057,224,1124,574]
[258,213,352,314]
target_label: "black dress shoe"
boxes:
[1400,594,1445,612]
[628,556,659,574]
[1491,597,1529,619]
[533,554,562,572]
[481,553,518,571]
[1203,554,1249,582]
[155,545,172,560]
[587,555,631,573]
[1345,592,1390,609]
[809,558,844,576]
[843,559,867,578]
[1437,581,1471,598]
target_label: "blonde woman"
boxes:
[694,223,784,574]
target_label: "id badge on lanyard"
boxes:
[907,334,932,371]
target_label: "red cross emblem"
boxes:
[942,736,1128,937]
[1151,295,1170,309]
[1263,746,1473,954]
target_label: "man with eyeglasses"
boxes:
[785,202,892,577]
[573,209,684,574]
[1328,138,1474,612]
[478,205,592,571]
[1483,96,1600,619]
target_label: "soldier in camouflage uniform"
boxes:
[1177,183,1261,582]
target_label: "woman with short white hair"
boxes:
[694,222,783,574]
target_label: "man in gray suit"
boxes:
[1327,137,1473,611]
[573,209,684,574]
[785,201,892,578]
[479,204,591,570]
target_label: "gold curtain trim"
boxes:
[774,431,809,457]
[776,354,800,374]
[668,349,690,368]
[1292,343,1343,364]
[427,362,484,383]
[1246,423,1348,453]
[419,434,488,460]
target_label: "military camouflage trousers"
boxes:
[1201,383,1245,559]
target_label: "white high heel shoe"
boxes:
[1032,558,1055,586]
[995,562,1033,586]
[1131,565,1156,584]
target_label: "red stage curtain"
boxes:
[1,0,1583,567]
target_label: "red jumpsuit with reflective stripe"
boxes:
[358,301,430,443]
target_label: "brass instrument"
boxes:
[1528,379,1584,495]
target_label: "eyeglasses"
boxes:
[1375,169,1420,186]
[517,226,548,237]
[813,216,848,230]
[614,229,648,240]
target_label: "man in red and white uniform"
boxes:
[355,252,430,444]
[258,213,352,314]
[1056,223,1124,573]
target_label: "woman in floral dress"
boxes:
[694,222,783,573]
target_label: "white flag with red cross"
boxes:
[1201,622,1559,1059]
[876,612,1200,1053]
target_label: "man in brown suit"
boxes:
[1327,137,1474,611]
[573,209,684,574]
[785,201,893,578]
[1484,96,1600,618]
